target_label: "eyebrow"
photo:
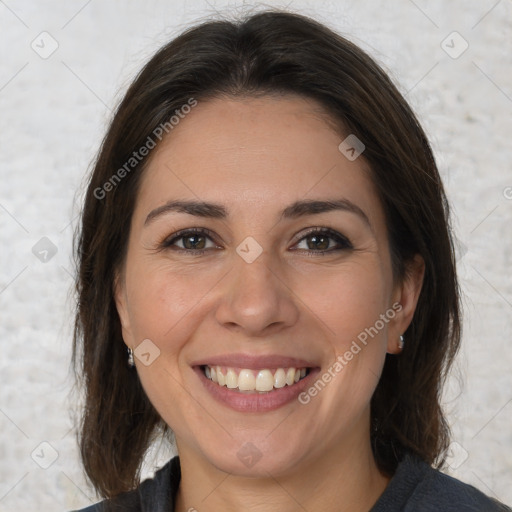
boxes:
[144,198,372,230]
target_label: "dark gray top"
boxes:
[73,454,511,511]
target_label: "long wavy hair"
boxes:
[73,9,461,499]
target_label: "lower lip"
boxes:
[194,366,320,412]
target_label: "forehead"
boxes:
[134,95,384,230]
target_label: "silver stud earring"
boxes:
[127,347,135,368]
[398,335,404,351]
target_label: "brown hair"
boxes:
[73,9,461,499]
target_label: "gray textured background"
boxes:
[0,1,511,510]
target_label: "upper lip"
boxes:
[191,353,318,369]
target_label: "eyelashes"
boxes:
[158,226,353,256]
[159,227,220,253]
[291,227,353,254]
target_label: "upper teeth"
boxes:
[204,366,307,392]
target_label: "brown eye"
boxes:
[293,228,352,254]
[181,233,206,250]
[305,233,330,251]
[161,228,219,253]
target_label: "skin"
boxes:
[115,95,425,512]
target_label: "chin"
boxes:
[200,433,310,478]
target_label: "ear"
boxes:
[387,254,425,354]
[113,270,134,349]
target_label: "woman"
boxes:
[72,10,511,512]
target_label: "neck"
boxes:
[174,431,389,512]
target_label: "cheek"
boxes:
[125,252,391,359]
[122,264,213,430]
[297,262,389,405]
[295,260,389,342]
[124,261,217,343]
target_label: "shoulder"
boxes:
[70,456,181,512]
[394,454,511,511]
[416,466,510,511]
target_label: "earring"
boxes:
[127,347,135,368]
[398,334,404,351]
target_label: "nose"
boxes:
[214,250,299,337]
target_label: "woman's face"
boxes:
[115,95,422,477]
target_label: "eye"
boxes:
[292,227,353,254]
[158,227,352,256]
[160,228,220,253]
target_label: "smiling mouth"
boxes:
[201,365,310,393]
